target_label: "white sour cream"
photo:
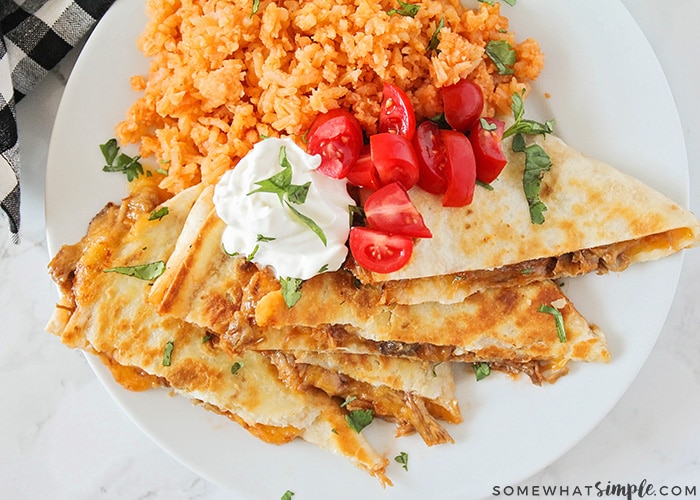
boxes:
[213,137,355,280]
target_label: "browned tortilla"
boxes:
[46,182,390,484]
[349,134,700,304]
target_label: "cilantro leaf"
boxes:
[280,276,303,307]
[485,40,516,75]
[163,340,174,367]
[538,304,567,342]
[388,0,420,17]
[231,361,244,374]
[103,260,166,281]
[345,408,374,433]
[504,92,555,224]
[427,17,444,53]
[395,452,409,471]
[248,167,292,202]
[248,146,326,245]
[286,181,311,205]
[479,0,517,5]
[340,395,357,408]
[100,138,144,182]
[148,206,169,221]
[281,491,295,500]
[517,139,552,225]
[473,362,491,381]
[285,201,327,246]
[99,138,119,165]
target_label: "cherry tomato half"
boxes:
[413,120,448,195]
[363,182,432,238]
[370,133,420,190]
[469,117,508,184]
[349,226,413,274]
[307,109,363,179]
[346,147,381,190]
[440,79,484,133]
[440,129,476,207]
[379,82,416,140]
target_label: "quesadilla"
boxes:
[46,181,391,484]
[264,351,461,445]
[147,186,462,445]
[147,186,608,385]
[349,133,700,304]
[255,275,609,383]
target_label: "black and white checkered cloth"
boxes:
[1,0,115,243]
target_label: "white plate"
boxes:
[45,0,688,499]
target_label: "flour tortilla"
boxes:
[46,183,390,484]
[145,188,608,385]
[349,133,700,303]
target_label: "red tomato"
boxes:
[440,79,484,133]
[307,109,363,179]
[346,148,380,190]
[469,117,508,184]
[412,120,448,195]
[370,133,420,190]
[440,129,476,207]
[379,82,416,140]
[363,182,432,238]
[349,226,413,274]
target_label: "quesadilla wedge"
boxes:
[349,133,700,304]
[255,274,609,383]
[264,351,461,446]
[46,182,391,484]
[147,187,463,444]
[146,187,607,385]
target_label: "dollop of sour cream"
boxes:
[213,137,355,280]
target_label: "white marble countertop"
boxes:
[1,1,698,499]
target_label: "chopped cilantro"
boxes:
[100,138,144,182]
[202,333,213,344]
[538,304,567,343]
[479,0,516,5]
[248,146,326,245]
[280,276,303,307]
[221,243,239,257]
[503,91,555,139]
[148,206,169,221]
[485,40,516,75]
[473,362,491,381]
[163,340,174,367]
[388,0,420,17]
[476,179,494,191]
[503,91,555,224]
[246,244,260,261]
[103,260,165,281]
[427,17,444,53]
[285,201,327,245]
[340,395,357,408]
[395,451,409,471]
[345,409,373,433]
[251,0,260,16]
[280,490,294,500]
[231,361,244,375]
[513,136,552,225]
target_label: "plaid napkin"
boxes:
[1,0,115,243]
